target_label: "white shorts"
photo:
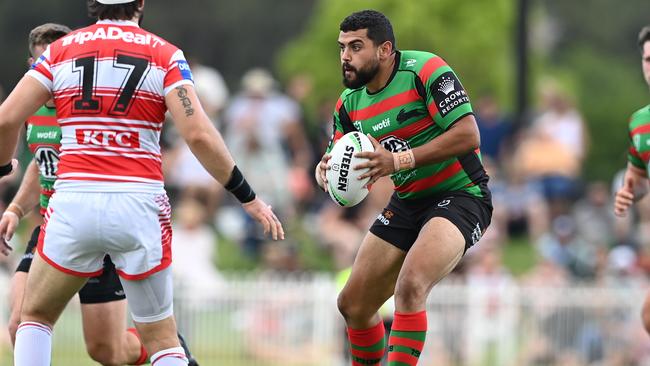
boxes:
[38,191,172,280]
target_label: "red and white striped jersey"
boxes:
[27,19,194,193]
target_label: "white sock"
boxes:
[13,321,53,366]
[150,346,188,365]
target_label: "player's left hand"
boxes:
[354,134,393,188]
[242,197,285,241]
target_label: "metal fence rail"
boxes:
[2,273,650,365]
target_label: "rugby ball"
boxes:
[326,131,374,207]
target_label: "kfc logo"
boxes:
[76,129,140,148]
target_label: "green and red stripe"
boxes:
[386,311,427,366]
[347,322,386,365]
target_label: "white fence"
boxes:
[2,274,650,365]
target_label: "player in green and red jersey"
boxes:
[315,10,492,365]
[0,23,199,366]
[614,25,650,338]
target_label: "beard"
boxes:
[342,59,380,89]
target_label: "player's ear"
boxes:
[378,41,392,60]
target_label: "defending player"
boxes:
[1,23,200,366]
[614,25,650,337]
[315,10,492,365]
[0,1,283,365]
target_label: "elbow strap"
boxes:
[0,162,12,177]
[225,166,256,203]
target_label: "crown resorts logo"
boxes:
[437,76,455,95]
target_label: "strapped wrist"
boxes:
[0,162,13,177]
[5,203,25,219]
[225,166,256,204]
[392,150,416,172]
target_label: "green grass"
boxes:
[501,235,538,277]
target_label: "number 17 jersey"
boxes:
[27,19,194,193]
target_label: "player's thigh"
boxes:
[339,231,406,312]
[398,217,465,293]
[21,252,87,326]
[81,299,128,346]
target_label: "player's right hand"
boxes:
[315,154,331,193]
[0,211,18,255]
[615,186,634,217]
[242,197,285,241]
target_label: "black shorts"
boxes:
[16,226,126,304]
[369,189,493,253]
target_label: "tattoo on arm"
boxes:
[176,86,195,117]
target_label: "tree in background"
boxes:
[278,0,515,123]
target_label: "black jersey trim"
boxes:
[457,149,490,200]
[338,104,357,133]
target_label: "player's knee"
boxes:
[394,277,428,307]
[337,291,370,321]
[86,340,122,366]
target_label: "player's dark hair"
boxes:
[639,26,650,53]
[28,23,71,57]
[340,10,396,51]
[87,0,142,21]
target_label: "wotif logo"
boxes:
[36,131,58,139]
[371,118,391,132]
[76,129,140,148]
[336,145,354,192]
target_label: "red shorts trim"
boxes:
[116,261,170,280]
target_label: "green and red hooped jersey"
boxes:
[326,50,489,200]
[25,105,60,214]
[627,105,650,175]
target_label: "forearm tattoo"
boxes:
[176,86,194,117]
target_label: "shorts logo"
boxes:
[431,71,469,117]
[437,199,451,208]
[471,222,482,245]
[377,209,394,225]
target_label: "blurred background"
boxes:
[2,0,650,365]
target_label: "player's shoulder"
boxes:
[336,88,360,111]
[629,105,650,128]
[398,50,443,73]
[631,105,650,120]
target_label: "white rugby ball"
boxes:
[326,131,374,207]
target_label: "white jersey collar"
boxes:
[96,19,140,28]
